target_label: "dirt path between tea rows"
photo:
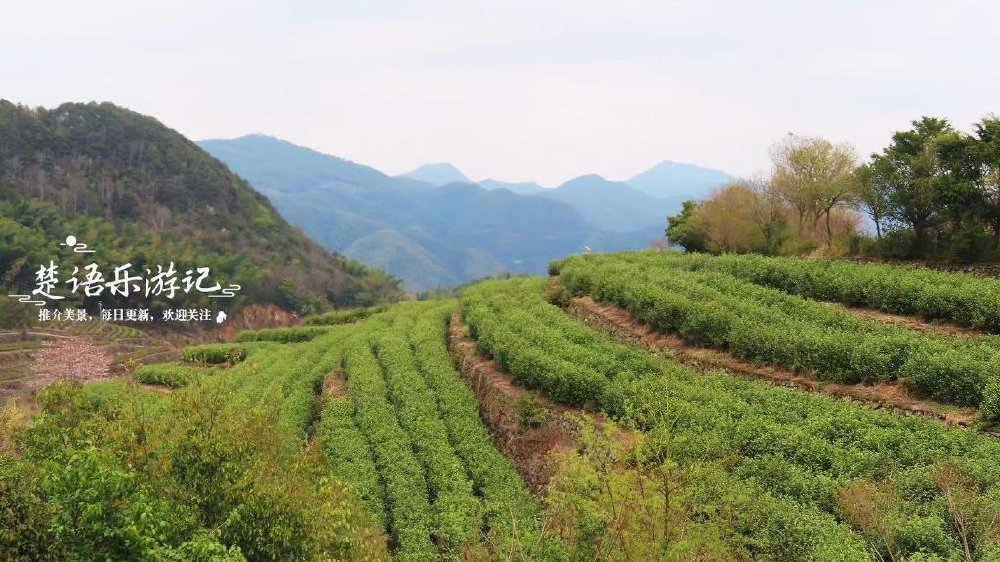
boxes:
[447,313,577,493]
[447,312,638,493]
[819,302,984,337]
[564,295,986,431]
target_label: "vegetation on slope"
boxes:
[554,252,1000,419]
[319,301,551,560]
[0,330,390,560]
[12,255,1000,560]
[462,276,1000,561]
[0,101,401,322]
[639,251,1000,332]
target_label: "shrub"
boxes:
[303,306,386,326]
[553,252,1000,407]
[135,362,209,388]
[182,344,251,364]
[235,326,329,343]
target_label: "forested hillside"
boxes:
[0,101,401,319]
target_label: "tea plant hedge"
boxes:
[555,254,1000,416]
[461,276,1000,561]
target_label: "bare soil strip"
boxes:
[306,370,350,446]
[818,301,982,336]
[322,370,349,399]
[136,383,173,394]
[448,313,578,493]
[564,296,983,429]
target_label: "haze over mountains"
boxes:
[401,162,472,186]
[200,135,732,291]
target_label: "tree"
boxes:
[971,116,1000,248]
[691,183,767,253]
[665,200,708,252]
[933,129,983,253]
[745,177,790,254]
[770,134,858,246]
[0,295,34,330]
[853,163,893,240]
[872,117,955,257]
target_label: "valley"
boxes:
[199,135,730,290]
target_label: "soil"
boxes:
[136,383,173,394]
[2,328,214,400]
[322,370,349,399]
[818,301,982,337]
[564,295,983,429]
[447,312,578,493]
[28,336,113,389]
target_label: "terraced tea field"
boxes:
[11,251,1000,561]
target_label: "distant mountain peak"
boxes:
[627,161,732,200]
[400,162,471,186]
[566,173,609,183]
[238,132,279,140]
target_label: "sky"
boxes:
[4,0,1000,186]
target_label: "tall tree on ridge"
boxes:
[972,116,1000,249]
[871,117,954,257]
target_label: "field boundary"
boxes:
[446,312,577,493]
[818,301,981,336]
[563,294,989,430]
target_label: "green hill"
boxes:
[0,101,401,318]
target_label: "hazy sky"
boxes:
[4,1,1000,185]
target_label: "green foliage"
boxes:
[314,301,551,559]
[406,303,547,555]
[0,294,34,329]
[182,343,254,364]
[1,376,388,561]
[234,326,330,343]
[376,322,479,552]
[514,392,547,430]
[461,275,1000,561]
[653,251,1000,332]
[555,252,1000,407]
[665,200,708,252]
[858,114,1000,260]
[980,378,1000,425]
[339,332,438,560]
[0,101,402,315]
[544,417,739,561]
[134,362,214,388]
[302,305,387,326]
[317,398,387,528]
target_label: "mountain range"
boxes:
[0,101,402,316]
[200,135,731,291]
